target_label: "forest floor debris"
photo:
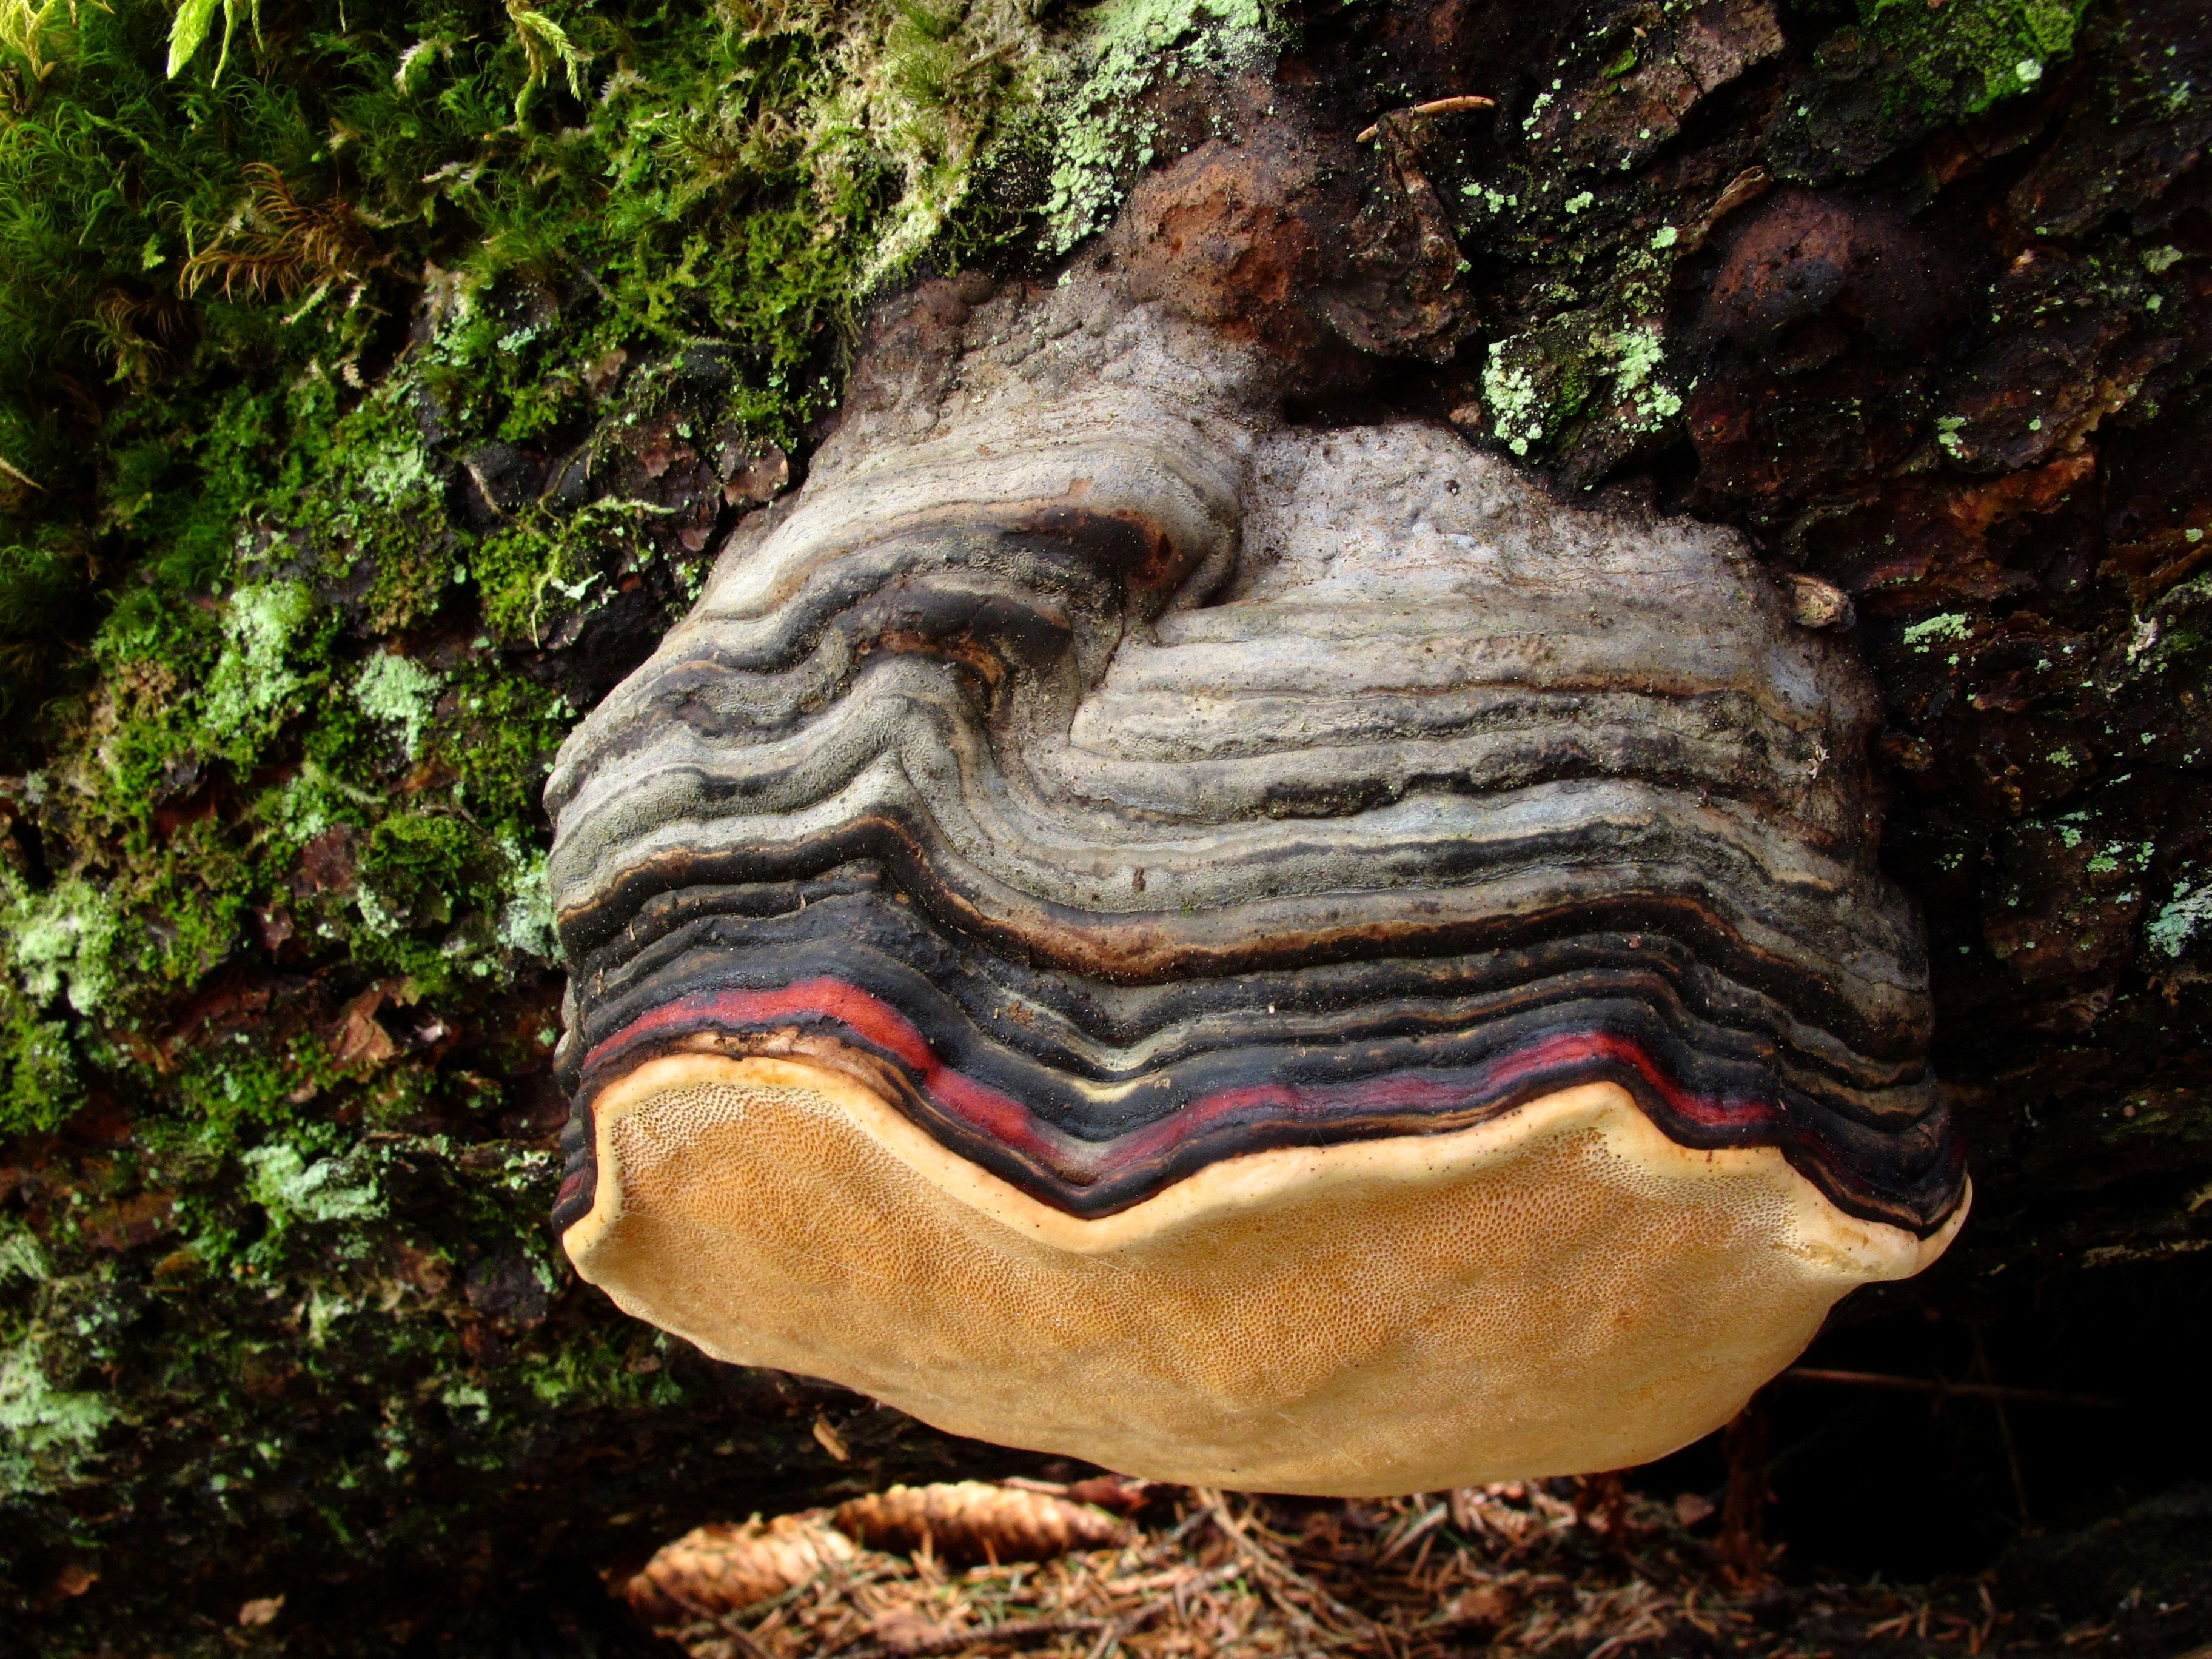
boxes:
[625,1478,2212,1659]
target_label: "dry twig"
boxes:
[1356,95,1497,144]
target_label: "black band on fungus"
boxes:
[551,873,1963,1238]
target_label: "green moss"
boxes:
[0,0,1065,717]
[0,1013,77,1131]
[474,498,669,648]
[0,2,1332,1600]
[360,811,498,934]
[0,0,1040,1125]
[158,1031,340,1147]
[1769,0,2096,179]
[518,1331,688,1410]
[1860,0,2089,115]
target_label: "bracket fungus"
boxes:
[546,247,1967,1497]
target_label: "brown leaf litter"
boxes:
[620,1477,2212,1659]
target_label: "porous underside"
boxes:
[564,1055,1961,1497]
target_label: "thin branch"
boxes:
[842,1615,1109,1658]
[1358,95,1496,143]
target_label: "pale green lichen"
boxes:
[1903,612,1972,652]
[0,1335,113,1496]
[2148,876,2212,960]
[304,1284,360,1347]
[495,844,558,962]
[2085,845,2133,874]
[2,874,121,1017]
[337,417,435,520]
[442,1379,491,1421]
[1037,0,1277,252]
[1480,301,1681,466]
[259,762,360,848]
[0,1218,47,1284]
[355,652,443,762]
[1483,343,1549,457]
[1607,321,1681,430]
[1521,83,1560,135]
[242,1142,384,1232]
[201,581,317,752]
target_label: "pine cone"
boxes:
[833,1482,1134,1564]
[623,1513,855,1623]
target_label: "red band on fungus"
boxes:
[579,979,1788,1200]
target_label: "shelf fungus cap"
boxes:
[545,263,1967,1497]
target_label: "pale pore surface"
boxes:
[565,1056,1963,1496]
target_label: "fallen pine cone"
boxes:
[1005,1473,1159,1518]
[1065,1474,1156,1517]
[625,1513,856,1623]
[834,1481,1135,1565]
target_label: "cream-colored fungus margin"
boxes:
[565,1054,1966,1496]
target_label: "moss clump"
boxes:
[1,10,1286,1633]
[1860,0,2090,115]
[0,0,1057,714]
[1768,0,2095,179]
